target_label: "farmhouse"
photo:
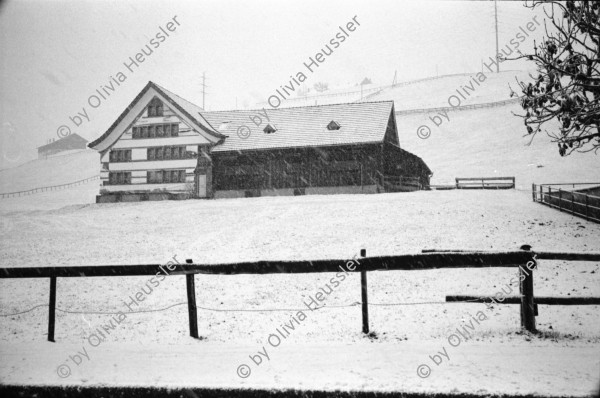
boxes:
[88,81,431,202]
[38,133,88,158]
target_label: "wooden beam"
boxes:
[520,260,536,333]
[0,252,535,278]
[360,249,369,334]
[48,276,57,342]
[186,273,199,339]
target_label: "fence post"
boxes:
[585,194,589,221]
[571,192,575,215]
[558,189,562,212]
[48,276,57,342]
[360,248,369,334]
[539,184,543,203]
[185,259,199,339]
[519,246,536,333]
[532,183,535,201]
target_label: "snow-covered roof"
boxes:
[203,101,395,152]
[88,81,396,153]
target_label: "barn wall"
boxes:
[382,142,432,188]
[212,144,384,193]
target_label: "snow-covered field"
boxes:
[1,189,599,396]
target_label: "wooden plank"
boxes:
[360,249,369,334]
[48,276,57,342]
[520,264,536,332]
[456,177,515,181]
[534,251,600,261]
[186,273,199,339]
[0,252,535,278]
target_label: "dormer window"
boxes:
[327,120,341,131]
[147,98,163,117]
[263,124,277,134]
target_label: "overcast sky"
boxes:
[0,0,549,168]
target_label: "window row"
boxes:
[109,149,132,163]
[108,172,131,185]
[106,170,187,185]
[132,124,179,139]
[147,146,187,160]
[147,170,187,184]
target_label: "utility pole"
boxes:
[200,72,208,109]
[494,0,500,73]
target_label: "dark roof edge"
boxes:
[213,140,384,154]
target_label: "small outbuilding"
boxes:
[37,134,89,158]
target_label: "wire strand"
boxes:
[0,299,487,317]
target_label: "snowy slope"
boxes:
[396,102,600,187]
[0,149,98,193]
[368,70,534,110]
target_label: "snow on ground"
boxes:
[0,149,98,193]
[0,189,599,395]
[1,341,598,396]
[369,70,534,110]
[396,102,600,187]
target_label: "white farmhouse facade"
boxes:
[88,81,225,202]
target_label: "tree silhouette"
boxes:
[510,1,599,156]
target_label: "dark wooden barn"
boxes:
[203,101,431,198]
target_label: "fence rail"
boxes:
[532,183,600,223]
[456,177,515,190]
[0,175,100,199]
[2,246,599,341]
[394,97,521,116]
[383,175,421,191]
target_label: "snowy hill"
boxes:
[0,149,98,194]
[396,103,600,187]
[367,70,533,110]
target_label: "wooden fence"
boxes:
[383,175,421,192]
[430,177,515,190]
[0,175,100,199]
[532,183,600,223]
[395,97,521,117]
[456,177,515,190]
[2,246,599,341]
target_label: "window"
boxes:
[109,149,131,163]
[147,98,164,117]
[132,124,179,139]
[108,172,131,185]
[263,124,277,134]
[327,120,341,131]
[147,170,186,183]
[147,146,186,161]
